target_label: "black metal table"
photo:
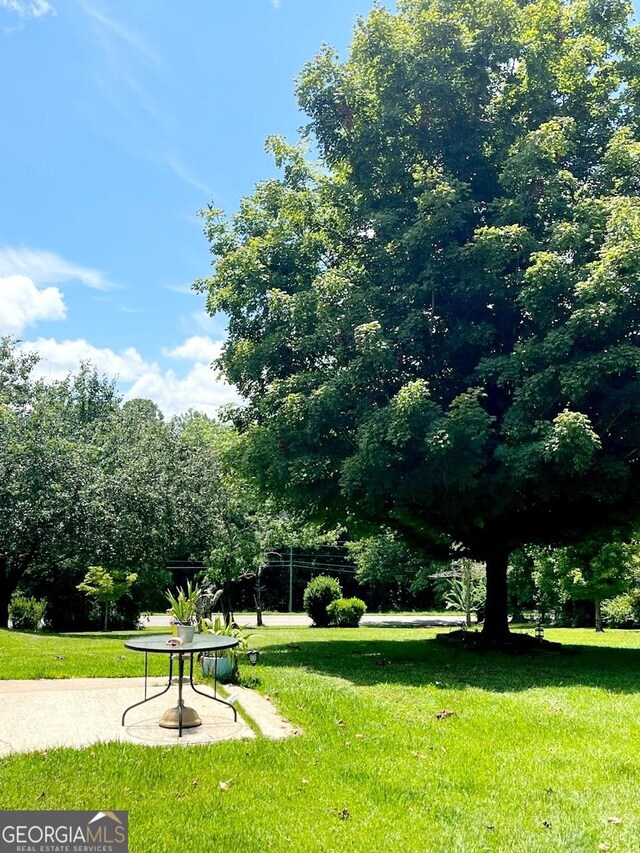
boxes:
[122,634,239,737]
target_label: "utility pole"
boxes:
[288,546,293,612]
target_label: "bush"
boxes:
[602,594,640,628]
[327,597,367,627]
[303,575,342,626]
[9,595,46,630]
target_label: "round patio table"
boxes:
[122,634,239,737]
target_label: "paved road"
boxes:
[145,612,468,629]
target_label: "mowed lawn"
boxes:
[1,626,640,852]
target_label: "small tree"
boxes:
[77,565,137,631]
[444,559,486,628]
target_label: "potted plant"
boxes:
[198,615,249,682]
[165,580,201,643]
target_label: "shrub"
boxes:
[9,595,46,630]
[303,575,342,626]
[327,597,367,627]
[602,594,640,628]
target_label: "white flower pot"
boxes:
[177,624,195,643]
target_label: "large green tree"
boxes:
[198,0,640,641]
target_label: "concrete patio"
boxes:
[0,677,296,756]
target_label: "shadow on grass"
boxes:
[258,637,640,694]
[31,628,171,642]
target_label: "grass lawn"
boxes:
[1,626,640,852]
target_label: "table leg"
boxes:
[122,655,173,726]
[189,652,238,722]
[178,654,184,737]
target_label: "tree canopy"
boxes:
[199,0,640,640]
[0,340,228,629]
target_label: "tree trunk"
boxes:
[482,550,511,641]
[463,559,472,628]
[0,557,16,628]
[254,594,263,628]
[595,599,604,632]
[0,577,11,628]
[104,601,109,632]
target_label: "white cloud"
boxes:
[0,0,54,18]
[20,337,150,382]
[127,362,240,418]
[165,151,214,197]
[164,335,222,363]
[180,311,220,335]
[165,283,196,296]
[77,0,160,65]
[0,275,66,335]
[18,336,240,418]
[0,246,115,290]
[270,0,282,8]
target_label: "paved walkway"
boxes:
[0,678,296,757]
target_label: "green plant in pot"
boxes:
[199,615,249,682]
[165,580,201,643]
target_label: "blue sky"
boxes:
[0,0,386,415]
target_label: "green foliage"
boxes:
[327,597,366,627]
[525,536,640,628]
[77,566,137,605]
[8,595,46,631]
[601,593,640,628]
[198,0,640,637]
[165,580,201,626]
[185,419,341,620]
[347,528,443,611]
[77,566,137,631]
[0,340,235,631]
[441,560,486,626]
[199,614,251,679]
[303,575,342,627]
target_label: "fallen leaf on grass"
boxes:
[598,845,611,851]
[219,780,233,791]
[542,821,552,829]
[192,780,198,788]
[436,709,455,720]
[36,792,46,800]
[300,779,309,786]
[607,817,622,825]
[486,825,495,831]
[355,733,364,739]
[55,655,65,660]
[548,748,557,754]
[336,720,346,727]
[411,751,427,760]
[329,808,351,820]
